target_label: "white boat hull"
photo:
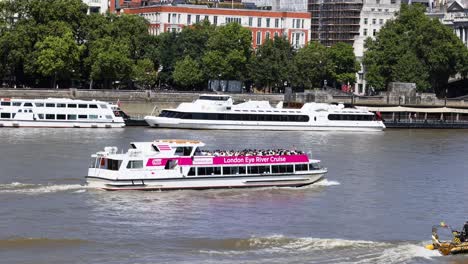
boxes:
[0,120,125,128]
[145,117,384,132]
[86,171,326,191]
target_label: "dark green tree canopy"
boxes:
[363,4,468,95]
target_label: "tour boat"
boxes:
[86,139,327,191]
[0,98,125,128]
[144,94,385,131]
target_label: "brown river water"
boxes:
[0,127,467,264]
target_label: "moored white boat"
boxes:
[86,139,327,191]
[0,98,125,128]
[144,94,385,131]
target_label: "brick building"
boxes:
[109,1,311,48]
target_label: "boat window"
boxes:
[295,164,308,171]
[67,104,77,108]
[258,165,270,174]
[175,147,192,156]
[107,159,122,171]
[239,166,246,174]
[46,114,55,120]
[248,166,259,174]
[67,114,77,120]
[105,115,112,119]
[18,109,22,113]
[213,167,221,175]
[13,102,21,106]
[199,95,229,101]
[78,104,88,108]
[193,147,202,156]
[188,167,196,176]
[24,102,33,107]
[1,102,11,106]
[100,104,108,109]
[56,114,66,120]
[46,103,55,107]
[78,115,87,119]
[165,159,178,170]
[89,158,98,168]
[89,104,98,109]
[37,114,44,119]
[89,115,98,119]
[0,113,10,118]
[328,114,373,121]
[35,103,44,107]
[310,163,321,170]
[127,160,143,169]
[57,103,66,108]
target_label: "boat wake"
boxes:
[0,182,88,194]
[197,235,440,263]
[311,179,340,186]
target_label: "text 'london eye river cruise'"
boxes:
[86,139,327,191]
[144,94,385,131]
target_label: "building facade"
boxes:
[114,4,311,49]
[439,0,468,47]
[353,0,400,95]
[240,0,308,11]
[82,0,108,13]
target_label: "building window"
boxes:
[376,0,380,4]
[363,28,368,36]
[266,18,270,27]
[378,8,382,12]
[256,31,261,45]
[274,32,279,37]
[372,18,376,24]
[257,17,262,27]
[204,15,208,21]
[187,14,191,24]
[275,18,279,28]
[296,19,301,29]
[266,31,270,39]
[391,0,396,3]
[168,13,171,23]
[249,17,253,26]
[373,29,377,36]
[364,18,368,24]
[371,8,375,11]
[213,16,218,25]
[379,19,383,24]
[196,15,200,23]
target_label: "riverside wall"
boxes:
[1,88,468,117]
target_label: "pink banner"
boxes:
[146,155,309,167]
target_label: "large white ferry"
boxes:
[86,139,327,191]
[144,94,385,131]
[0,98,125,128]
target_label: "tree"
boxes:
[173,56,203,89]
[292,42,333,89]
[363,4,468,95]
[203,22,252,81]
[328,42,360,86]
[32,30,82,88]
[132,58,158,90]
[249,36,294,92]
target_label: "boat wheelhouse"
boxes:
[0,98,125,128]
[86,139,327,191]
[144,94,385,131]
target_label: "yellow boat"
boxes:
[426,222,468,255]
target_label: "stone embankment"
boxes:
[1,85,468,116]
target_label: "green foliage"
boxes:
[363,4,468,94]
[293,42,333,89]
[173,56,203,89]
[249,37,294,92]
[328,42,360,85]
[132,58,158,89]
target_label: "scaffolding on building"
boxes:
[308,0,363,47]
